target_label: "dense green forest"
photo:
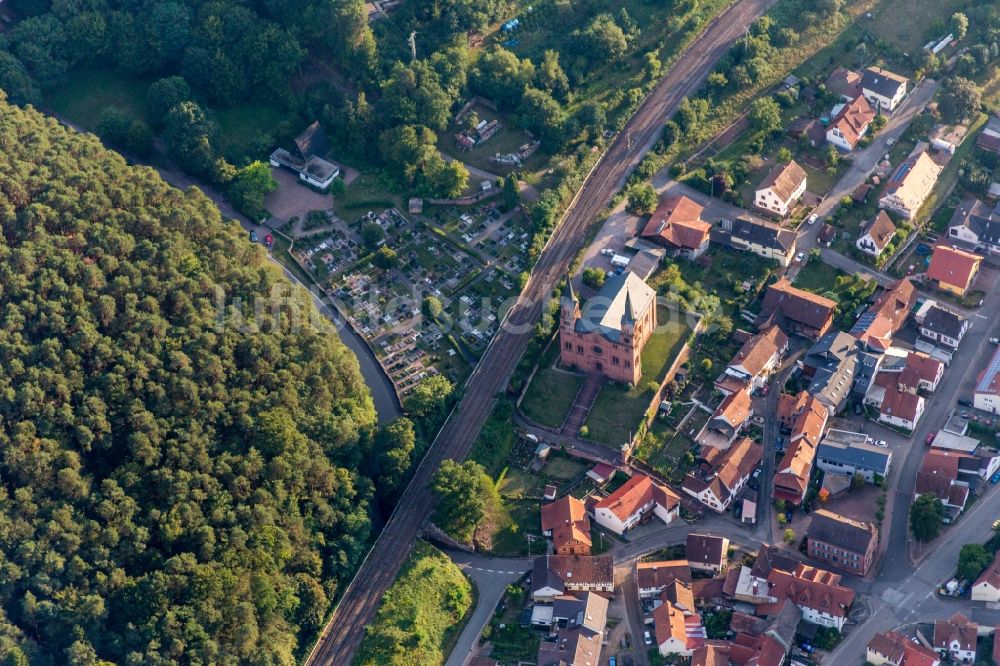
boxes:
[0,93,380,665]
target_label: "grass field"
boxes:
[544,455,588,481]
[488,500,545,556]
[46,67,151,130]
[499,467,543,499]
[520,365,583,429]
[865,0,967,53]
[331,171,404,221]
[214,102,290,164]
[585,313,691,446]
[793,259,847,293]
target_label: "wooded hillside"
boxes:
[0,93,377,665]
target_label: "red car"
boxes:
[926,431,936,446]
[264,233,274,248]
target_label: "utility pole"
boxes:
[408,31,417,61]
[626,130,632,150]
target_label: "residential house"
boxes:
[915,450,971,522]
[916,301,969,350]
[926,244,982,296]
[560,271,657,384]
[637,560,692,598]
[591,474,680,535]
[827,95,876,151]
[856,211,897,258]
[654,599,705,657]
[867,631,941,666]
[849,278,916,352]
[690,644,732,666]
[947,199,1000,255]
[536,592,609,666]
[826,67,863,100]
[816,429,892,482]
[641,195,712,259]
[773,393,828,505]
[682,436,763,513]
[879,151,942,220]
[721,216,797,266]
[861,66,909,112]
[802,331,860,414]
[698,388,753,450]
[269,121,341,191]
[541,495,592,556]
[531,555,615,602]
[933,613,978,664]
[715,325,789,395]
[755,161,808,217]
[758,278,837,341]
[806,509,879,576]
[898,351,944,393]
[756,563,856,630]
[686,533,730,574]
[971,550,1000,602]
[975,345,1000,414]
[877,385,926,431]
[976,114,1000,155]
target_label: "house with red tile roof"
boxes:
[653,599,706,657]
[867,631,941,666]
[541,495,592,555]
[699,388,753,450]
[691,643,731,666]
[826,67,863,100]
[915,450,971,522]
[758,278,837,341]
[827,95,876,151]
[637,559,692,598]
[591,474,680,535]
[971,550,1000,602]
[898,352,944,393]
[773,393,828,505]
[641,195,712,259]
[683,436,763,513]
[755,161,808,217]
[933,613,978,664]
[715,325,789,395]
[849,278,916,352]
[877,386,925,432]
[926,244,983,296]
[756,564,855,630]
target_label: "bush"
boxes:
[583,267,606,289]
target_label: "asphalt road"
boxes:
[303,1,779,662]
[444,552,533,666]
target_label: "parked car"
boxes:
[993,518,1000,530]
[926,431,936,446]
[991,337,1000,345]
[794,251,805,263]
[958,398,974,407]
[264,233,273,248]
[249,229,258,243]
[807,213,819,225]
[992,473,1000,486]
[600,248,615,257]
[873,440,888,448]
[644,631,652,645]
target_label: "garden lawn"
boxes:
[487,499,545,557]
[331,171,404,222]
[520,366,583,429]
[544,456,588,481]
[584,315,691,446]
[499,467,543,499]
[793,259,846,293]
[46,67,151,130]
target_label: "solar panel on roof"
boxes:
[976,346,1000,393]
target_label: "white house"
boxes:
[856,211,896,257]
[933,613,978,664]
[714,325,788,395]
[975,345,1000,414]
[755,161,808,217]
[861,66,909,112]
[916,302,969,350]
[971,551,1000,602]
[879,150,942,220]
[591,475,679,535]
[826,95,876,151]
[877,388,925,432]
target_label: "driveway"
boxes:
[263,167,334,222]
[444,551,532,666]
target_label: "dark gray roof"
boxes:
[532,557,565,595]
[294,121,331,160]
[807,510,877,554]
[730,216,796,252]
[817,439,891,475]
[861,67,907,99]
[765,600,801,651]
[951,200,1000,245]
[804,331,859,409]
[852,351,882,396]
[921,305,966,339]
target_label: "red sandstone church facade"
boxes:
[560,271,657,385]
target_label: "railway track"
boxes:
[304,1,777,662]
